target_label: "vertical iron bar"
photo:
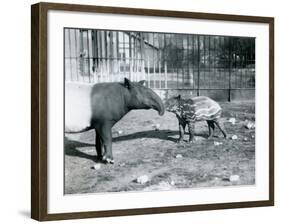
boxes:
[203,36,205,88]
[67,29,73,81]
[129,32,132,80]
[91,30,96,83]
[116,32,120,80]
[74,29,79,82]
[176,35,179,89]
[209,35,211,89]
[164,34,167,89]
[79,30,84,82]
[153,33,156,89]
[192,35,195,90]
[158,34,161,88]
[187,34,189,89]
[197,35,200,96]
[213,36,215,89]
[140,32,145,81]
[87,30,91,83]
[228,37,232,102]
[122,32,124,77]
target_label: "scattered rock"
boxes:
[251,135,255,139]
[229,118,236,125]
[229,175,240,182]
[175,154,183,159]
[93,164,101,170]
[214,141,223,146]
[117,130,123,135]
[245,122,255,129]
[136,175,149,184]
[170,180,175,186]
[231,135,238,140]
[118,162,126,167]
[243,137,248,141]
[153,123,161,131]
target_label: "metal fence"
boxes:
[64,28,255,100]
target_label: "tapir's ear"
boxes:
[124,78,132,89]
[138,80,146,86]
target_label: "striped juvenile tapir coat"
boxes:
[166,95,227,142]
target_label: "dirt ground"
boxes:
[64,101,255,194]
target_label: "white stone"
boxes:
[170,180,175,186]
[136,175,149,184]
[118,162,126,167]
[214,141,223,146]
[229,118,236,125]
[93,164,101,170]
[153,123,161,130]
[231,135,238,140]
[245,122,255,129]
[117,130,123,135]
[175,154,183,158]
[229,175,240,182]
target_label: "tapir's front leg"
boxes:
[177,122,185,143]
[187,121,195,142]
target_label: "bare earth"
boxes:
[64,101,255,194]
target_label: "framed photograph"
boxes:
[31,2,274,221]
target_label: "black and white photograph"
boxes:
[64,28,256,194]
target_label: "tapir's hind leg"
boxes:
[214,119,227,138]
[97,123,114,164]
[207,120,215,139]
[95,131,103,160]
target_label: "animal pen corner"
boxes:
[64,28,255,101]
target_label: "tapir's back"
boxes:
[182,96,222,121]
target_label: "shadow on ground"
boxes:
[65,129,208,161]
[64,137,100,162]
[113,129,180,143]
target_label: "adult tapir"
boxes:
[67,78,165,164]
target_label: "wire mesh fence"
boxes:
[64,28,255,99]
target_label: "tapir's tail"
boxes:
[64,125,93,133]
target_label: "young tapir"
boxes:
[165,95,227,142]
[67,78,165,164]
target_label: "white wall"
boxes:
[0,0,280,223]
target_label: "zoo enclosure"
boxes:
[64,28,255,101]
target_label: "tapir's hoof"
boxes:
[176,139,184,144]
[102,156,114,164]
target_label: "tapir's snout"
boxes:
[151,93,165,116]
[157,101,165,116]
